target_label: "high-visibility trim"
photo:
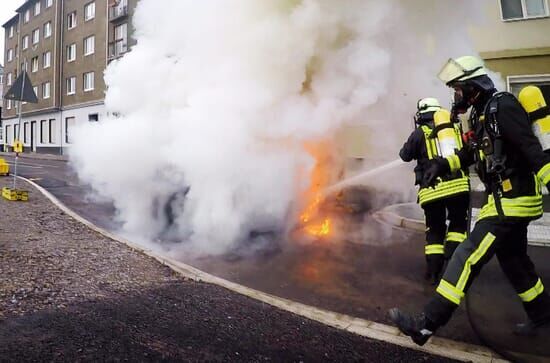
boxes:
[446,154,461,173]
[537,163,550,185]
[436,279,464,305]
[425,244,444,255]
[518,279,545,303]
[478,194,543,220]
[446,232,467,243]
[456,233,496,292]
[418,176,470,206]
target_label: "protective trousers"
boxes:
[424,218,550,328]
[423,193,469,281]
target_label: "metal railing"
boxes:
[109,4,128,21]
[108,39,128,60]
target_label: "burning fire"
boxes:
[298,140,339,238]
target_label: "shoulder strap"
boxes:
[529,106,550,122]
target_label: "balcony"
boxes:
[109,3,128,21]
[108,39,128,60]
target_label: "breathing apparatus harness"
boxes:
[471,92,516,219]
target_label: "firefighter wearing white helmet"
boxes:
[390,55,550,345]
[399,97,470,285]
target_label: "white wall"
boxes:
[2,102,105,152]
[470,1,550,53]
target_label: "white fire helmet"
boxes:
[417,97,441,114]
[437,56,488,86]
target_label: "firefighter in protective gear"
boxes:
[390,55,550,346]
[399,98,470,285]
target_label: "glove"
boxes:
[421,157,451,188]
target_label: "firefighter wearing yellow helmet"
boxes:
[399,97,470,285]
[390,55,550,345]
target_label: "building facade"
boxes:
[471,0,550,99]
[2,0,138,154]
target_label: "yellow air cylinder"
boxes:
[433,109,458,157]
[519,86,550,152]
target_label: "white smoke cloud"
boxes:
[70,0,490,256]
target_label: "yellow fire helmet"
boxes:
[437,56,488,86]
[417,97,442,114]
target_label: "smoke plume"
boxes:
[70,0,490,256]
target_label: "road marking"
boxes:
[5,161,61,168]
[6,162,44,169]
[20,176,509,363]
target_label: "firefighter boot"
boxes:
[513,316,550,336]
[514,294,550,336]
[388,308,435,346]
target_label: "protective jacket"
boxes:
[446,92,550,220]
[400,118,470,206]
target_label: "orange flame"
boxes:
[298,140,338,238]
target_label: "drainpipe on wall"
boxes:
[58,0,65,155]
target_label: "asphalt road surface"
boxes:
[7,155,550,361]
[3,155,479,346]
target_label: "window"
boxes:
[46,0,53,8]
[83,71,94,91]
[8,26,14,38]
[33,86,39,99]
[67,43,76,62]
[24,9,30,23]
[31,56,39,72]
[7,100,12,110]
[43,82,51,99]
[84,35,95,55]
[508,75,550,102]
[7,49,13,62]
[7,73,12,86]
[84,2,95,21]
[500,0,549,20]
[66,76,76,95]
[40,120,47,143]
[22,35,29,50]
[115,23,127,41]
[88,113,99,122]
[32,28,40,44]
[14,125,19,141]
[65,117,75,143]
[44,21,52,38]
[67,11,77,29]
[43,51,51,68]
[49,119,56,143]
[6,126,12,144]
[24,123,29,143]
[34,1,41,16]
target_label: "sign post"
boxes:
[2,69,38,201]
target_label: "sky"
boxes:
[0,0,24,65]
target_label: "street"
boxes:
[4,154,550,362]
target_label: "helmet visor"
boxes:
[437,58,467,85]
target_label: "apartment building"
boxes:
[471,0,550,98]
[2,0,137,154]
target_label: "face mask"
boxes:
[451,84,478,116]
